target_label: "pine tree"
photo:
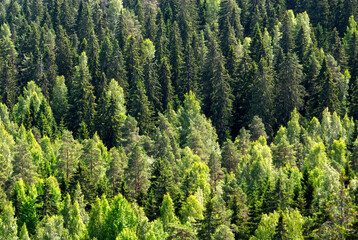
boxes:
[126,143,150,200]
[19,224,30,240]
[51,76,68,124]
[12,127,38,183]
[57,130,82,186]
[87,28,101,97]
[203,30,233,143]
[180,32,199,98]
[218,0,243,56]
[81,137,105,185]
[88,196,108,240]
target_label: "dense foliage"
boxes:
[2,0,358,239]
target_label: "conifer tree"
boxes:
[309,57,341,118]
[145,158,174,220]
[248,58,275,136]
[160,193,178,231]
[108,40,128,93]
[276,52,305,126]
[0,23,18,108]
[222,139,240,173]
[96,79,126,147]
[56,26,73,83]
[69,201,86,239]
[0,202,17,240]
[197,193,222,239]
[159,56,173,111]
[142,39,162,112]
[169,21,184,98]
[68,52,97,135]
[126,143,150,200]
[76,0,94,42]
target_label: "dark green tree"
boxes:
[68,52,97,135]
[275,52,305,126]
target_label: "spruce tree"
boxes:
[275,52,305,126]
[68,52,97,135]
[309,57,341,118]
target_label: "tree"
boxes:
[107,147,127,196]
[275,52,305,126]
[51,76,68,124]
[76,0,94,42]
[0,202,17,240]
[12,126,38,184]
[271,127,296,168]
[309,57,341,118]
[142,39,162,112]
[204,30,233,143]
[35,215,69,240]
[180,195,204,223]
[160,193,178,231]
[36,176,61,218]
[169,21,184,98]
[197,193,222,239]
[108,0,123,30]
[88,196,107,240]
[213,225,235,240]
[0,120,14,187]
[68,52,97,135]
[81,136,106,185]
[158,56,173,111]
[126,37,154,134]
[126,143,150,200]
[69,201,86,239]
[222,139,240,173]
[57,130,82,182]
[145,157,174,220]
[56,25,73,83]
[19,224,30,240]
[250,211,280,240]
[0,23,18,108]
[218,0,243,56]
[248,58,275,136]
[96,79,127,148]
[249,115,268,141]
[104,194,138,239]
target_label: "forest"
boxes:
[1,0,358,239]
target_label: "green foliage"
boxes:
[104,194,138,239]
[2,2,358,239]
[0,202,17,240]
